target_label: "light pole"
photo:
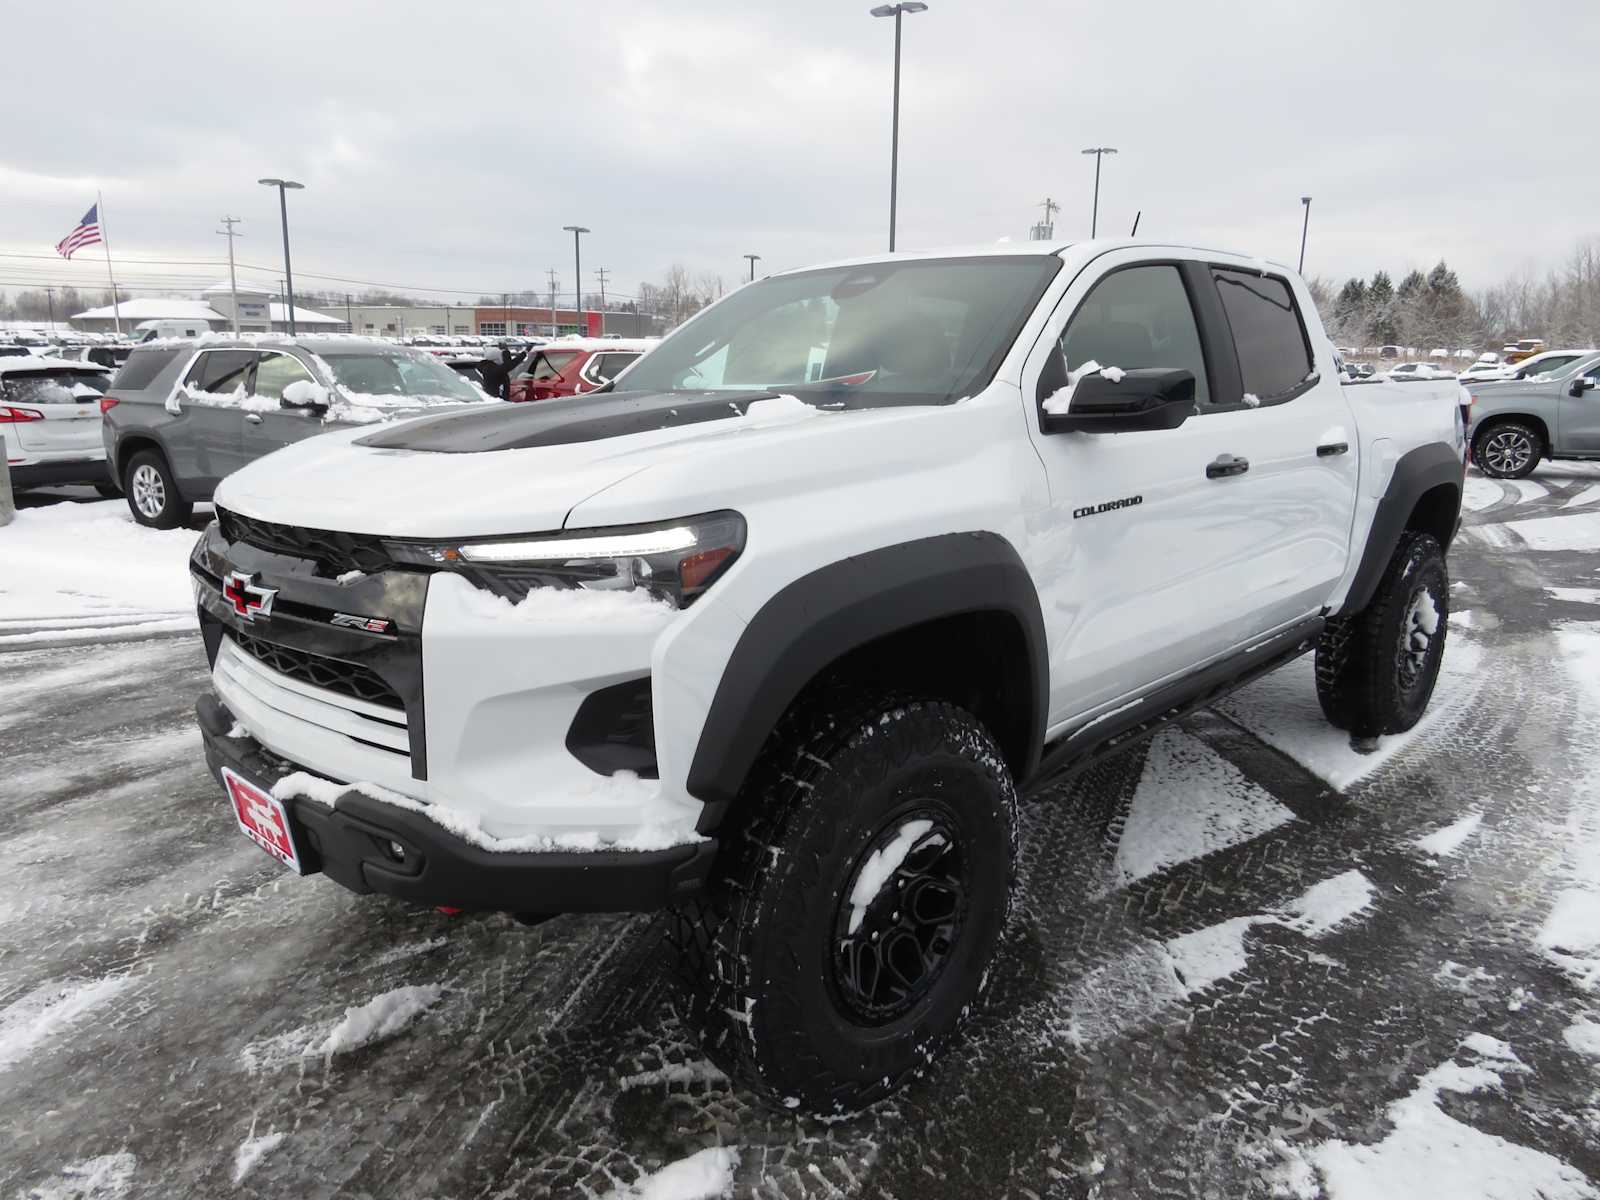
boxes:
[870,2,929,252]
[744,253,762,282]
[595,268,609,335]
[1080,147,1117,238]
[258,178,304,335]
[563,225,589,336]
[1298,196,1312,274]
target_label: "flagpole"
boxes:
[96,191,123,337]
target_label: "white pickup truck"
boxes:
[188,240,1466,1112]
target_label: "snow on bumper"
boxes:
[196,693,717,913]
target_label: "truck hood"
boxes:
[213,388,899,537]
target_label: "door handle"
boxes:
[1317,442,1348,457]
[1206,453,1250,479]
[244,413,263,424]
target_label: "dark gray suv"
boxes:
[101,338,493,527]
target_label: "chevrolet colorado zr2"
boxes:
[186,241,1467,1112]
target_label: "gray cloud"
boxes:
[2,0,1593,305]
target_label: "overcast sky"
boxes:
[2,0,1594,308]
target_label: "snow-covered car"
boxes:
[1386,362,1455,381]
[1458,361,1513,382]
[101,337,496,528]
[0,356,116,492]
[188,241,1466,1112]
[54,344,134,370]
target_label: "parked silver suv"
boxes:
[101,338,493,527]
[1468,349,1600,478]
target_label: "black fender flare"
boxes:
[1337,442,1463,617]
[685,531,1048,828]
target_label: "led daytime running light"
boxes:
[459,525,699,563]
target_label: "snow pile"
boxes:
[272,769,705,854]
[1564,1020,1600,1058]
[0,974,131,1072]
[1111,729,1296,885]
[1414,811,1484,858]
[1504,511,1600,552]
[743,393,817,423]
[1242,392,1261,408]
[599,1146,741,1200]
[1277,870,1375,937]
[452,576,676,630]
[0,500,199,647]
[231,1132,286,1184]
[1296,1035,1594,1200]
[20,1151,138,1200]
[310,984,444,1059]
[280,379,328,407]
[846,818,933,934]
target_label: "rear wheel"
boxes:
[123,450,192,529]
[1315,531,1449,737]
[1473,420,1541,479]
[671,694,1016,1113]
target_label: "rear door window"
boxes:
[112,348,182,391]
[184,350,256,396]
[594,352,640,381]
[1211,269,1314,401]
[531,352,578,382]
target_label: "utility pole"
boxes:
[45,287,56,330]
[1298,196,1313,275]
[563,225,589,337]
[501,292,509,339]
[744,253,762,282]
[344,292,353,333]
[217,216,243,335]
[595,268,609,336]
[1029,197,1059,241]
[546,270,560,337]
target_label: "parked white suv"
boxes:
[0,356,116,492]
[189,241,1466,1111]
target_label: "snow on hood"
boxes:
[213,389,909,538]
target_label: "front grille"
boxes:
[229,628,404,711]
[217,507,393,577]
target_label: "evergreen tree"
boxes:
[1366,271,1397,345]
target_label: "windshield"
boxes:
[318,350,485,403]
[2,371,108,405]
[1515,354,1580,377]
[618,256,1061,406]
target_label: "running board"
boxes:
[1025,617,1325,795]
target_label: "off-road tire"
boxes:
[669,694,1017,1114]
[123,449,192,529]
[1472,419,1542,479]
[1315,531,1449,737]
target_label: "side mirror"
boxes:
[1571,378,1595,397]
[1039,364,1196,434]
[279,381,330,414]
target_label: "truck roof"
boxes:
[782,238,1295,279]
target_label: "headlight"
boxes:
[392,511,746,609]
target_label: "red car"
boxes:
[509,338,655,402]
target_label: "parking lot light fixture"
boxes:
[1299,196,1313,274]
[258,178,304,335]
[744,253,762,282]
[870,2,929,252]
[563,226,590,336]
[1079,148,1117,238]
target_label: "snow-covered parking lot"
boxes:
[2,471,1599,1200]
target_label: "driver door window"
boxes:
[1059,265,1210,407]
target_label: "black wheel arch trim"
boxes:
[685,531,1048,829]
[1336,441,1463,618]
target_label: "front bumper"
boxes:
[197,692,717,914]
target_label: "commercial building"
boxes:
[70,281,345,335]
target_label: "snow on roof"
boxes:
[70,299,222,322]
[203,279,273,297]
[535,337,658,353]
[0,354,107,375]
[268,302,341,324]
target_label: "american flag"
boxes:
[55,204,103,259]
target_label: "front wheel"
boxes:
[1473,421,1541,479]
[672,695,1017,1113]
[1315,531,1449,737]
[123,450,193,529]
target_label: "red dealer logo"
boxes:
[222,571,277,621]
